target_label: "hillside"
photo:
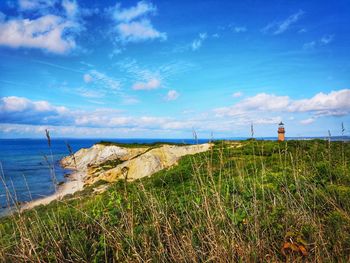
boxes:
[61,142,211,185]
[0,140,349,262]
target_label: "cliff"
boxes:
[61,143,212,186]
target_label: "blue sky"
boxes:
[0,0,349,138]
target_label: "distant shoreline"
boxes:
[0,136,349,141]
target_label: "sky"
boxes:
[0,0,349,139]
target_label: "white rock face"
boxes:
[61,144,147,170]
[61,143,212,185]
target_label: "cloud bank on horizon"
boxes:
[0,0,349,138]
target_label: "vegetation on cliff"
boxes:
[0,139,349,262]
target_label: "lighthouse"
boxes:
[278,122,285,141]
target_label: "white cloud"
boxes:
[300,118,315,125]
[191,32,207,51]
[18,0,58,11]
[117,19,166,43]
[83,73,93,83]
[320,35,334,45]
[109,47,123,58]
[304,35,334,50]
[111,1,156,22]
[165,90,179,101]
[74,111,128,127]
[234,93,290,112]
[232,92,243,98]
[233,26,247,33]
[262,10,304,35]
[0,96,189,133]
[0,96,69,125]
[0,0,82,54]
[1,90,349,138]
[109,1,166,43]
[288,89,350,116]
[254,116,282,125]
[132,77,161,90]
[191,40,202,50]
[215,89,350,118]
[62,0,78,18]
[303,41,316,50]
[199,33,207,39]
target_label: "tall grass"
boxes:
[0,139,349,262]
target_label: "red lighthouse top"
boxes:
[278,122,285,133]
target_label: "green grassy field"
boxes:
[0,139,349,262]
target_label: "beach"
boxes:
[20,170,85,211]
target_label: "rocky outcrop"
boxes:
[61,143,211,186]
[61,144,148,170]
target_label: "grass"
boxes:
[0,139,349,262]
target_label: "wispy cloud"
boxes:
[262,10,304,35]
[303,41,316,50]
[191,32,207,51]
[132,78,161,90]
[71,69,126,102]
[233,26,247,33]
[110,1,156,22]
[85,70,121,90]
[117,58,193,92]
[62,0,78,18]
[300,118,315,125]
[303,34,334,50]
[117,59,163,91]
[108,48,123,58]
[116,19,166,42]
[165,90,179,101]
[33,59,84,73]
[232,92,243,98]
[108,1,166,43]
[83,73,93,83]
[320,34,334,45]
[18,0,58,11]
[76,87,105,98]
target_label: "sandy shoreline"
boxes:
[20,170,85,211]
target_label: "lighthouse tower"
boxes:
[278,122,285,141]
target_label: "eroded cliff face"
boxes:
[61,144,147,170]
[61,143,211,186]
